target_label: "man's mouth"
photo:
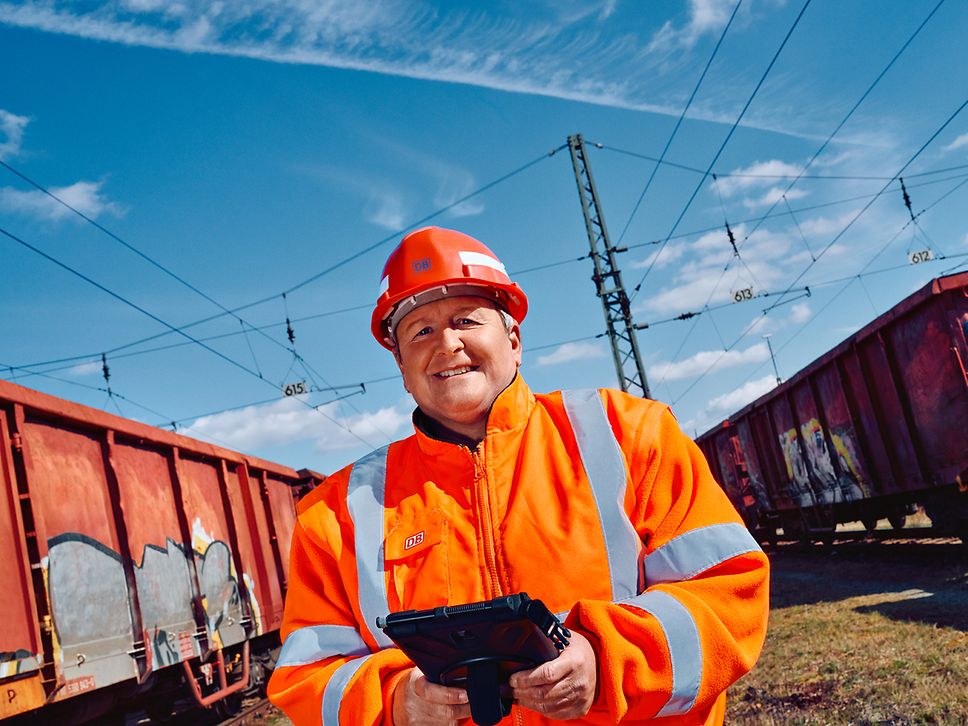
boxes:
[434,365,476,379]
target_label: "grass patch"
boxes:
[729,543,968,724]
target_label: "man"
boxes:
[267,227,769,725]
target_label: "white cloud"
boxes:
[712,160,805,197]
[706,374,776,413]
[647,0,738,53]
[742,186,808,210]
[798,210,862,237]
[789,302,811,323]
[685,374,777,436]
[183,396,411,454]
[0,1,810,137]
[0,180,124,221]
[631,241,688,270]
[68,361,102,377]
[640,225,796,313]
[0,109,28,160]
[649,342,769,382]
[942,132,968,153]
[535,341,606,366]
[364,190,407,230]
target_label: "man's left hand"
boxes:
[508,629,597,720]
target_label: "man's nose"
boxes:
[437,326,465,353]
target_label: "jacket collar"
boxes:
[412,373,536,456]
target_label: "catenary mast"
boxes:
[567,133,652,399]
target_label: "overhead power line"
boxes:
[0,223,381,450]
[764,95,968,313]
[639,0,951,391]
[667,100,968,408]
[615,0,743,246]
[7,149,561,375]
[628,0,814,302]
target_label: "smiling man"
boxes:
[267,227,770,725]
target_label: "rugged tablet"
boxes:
[377,592,570,725]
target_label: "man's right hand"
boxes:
[392,667,472,725]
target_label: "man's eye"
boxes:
[413,326,432,338]
[458,318,479,326]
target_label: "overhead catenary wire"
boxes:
[646,0,953,396]
[0,223,381,450]
[731,0,948,250]
[627,0,814,302]
[10,164,967,379]
[4,148,562,378]
[763,95,968,313]
[615,0,743,246]
[669,114,968,410]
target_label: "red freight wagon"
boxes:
[0,378,321,723]
[696,272,968,542]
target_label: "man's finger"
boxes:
[509,657,569,688]
[413,675,469,704]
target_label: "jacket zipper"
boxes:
[471,445,502,598]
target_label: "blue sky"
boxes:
[1,0,967,475]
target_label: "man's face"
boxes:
[394,295,521,439]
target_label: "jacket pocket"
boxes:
[385,507,451,610]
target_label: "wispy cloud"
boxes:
[0,180,124,221]
[364,190,408,230]
[183,396,411,454]
[712,159,805,197]
[0,109,28,160]
[647,0,743,53]
[942,132,968,153]
[707,374,776,413]
[67,361,102,377]
[649,342,769,382]
[535,341,606,366]
[742,186,807,209]
[639,225,796,313]
[684,374,776,435]
[0,1,812,136]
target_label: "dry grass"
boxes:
[728,542,968,725]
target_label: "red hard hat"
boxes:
[371,227,528,349]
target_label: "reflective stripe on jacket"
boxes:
[267,375,769,725]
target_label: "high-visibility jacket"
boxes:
[268,375,769,725]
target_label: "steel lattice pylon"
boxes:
[567,133,651,399]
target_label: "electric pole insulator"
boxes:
[567,133,651,399]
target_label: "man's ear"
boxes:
[393,347,411,393]
[508,323,522,369]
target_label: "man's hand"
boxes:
[392,666,471,725]
[509,629,598,720]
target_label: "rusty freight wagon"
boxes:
[0,378,321,723]
[696,271,968,542]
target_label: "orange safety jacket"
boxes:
[268,375,769,725]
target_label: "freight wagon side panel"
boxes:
[838,349,899,495]
[748,409,787,509]
[223,464,277,637]
[111,439,199,671]
[19,416,139,697]
[768,397,809,509]
[176,457,246,650]
[733,417,773,523]
[856,334,924,491]
[240,467,285,634]
[265,476,297,579]
[886,293,968,486]
[0,410,44,715]
[811,364,872,499]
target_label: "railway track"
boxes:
[219,697,278,726]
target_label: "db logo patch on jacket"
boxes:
[385,509,444,561]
